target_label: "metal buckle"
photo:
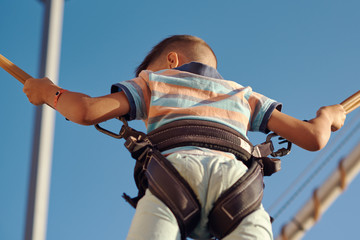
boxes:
[266,133,292,157]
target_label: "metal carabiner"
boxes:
[94,117,128,139]
[266,133,292,157]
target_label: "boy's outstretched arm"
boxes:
[23,77,130,125]
[267,105,346,151]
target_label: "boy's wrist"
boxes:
[53,89,68,109]
[316,106,333,124]
[43,81,62,107]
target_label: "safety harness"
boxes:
[95,118,291,240]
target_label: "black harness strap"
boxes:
[145,149,201,239]
[208,160,264,239]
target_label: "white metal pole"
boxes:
[24,1,64,240]
[276,143,360,240]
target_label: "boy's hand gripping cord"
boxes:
[0,53,69,109]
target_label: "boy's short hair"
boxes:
[135,35,217,76]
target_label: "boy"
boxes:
[23,35,346,240]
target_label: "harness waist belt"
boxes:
[148,119,253,161]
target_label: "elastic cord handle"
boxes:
[340,90,360,114]
[0,54,32,84]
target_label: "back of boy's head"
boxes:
[135,35,217,76]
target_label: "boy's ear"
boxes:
[167,52,179,69]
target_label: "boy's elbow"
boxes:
[77,113,99,126]
[67,108,96,126]
[76,119,95,126]
[306,132,329,152]
[307,141,325,152]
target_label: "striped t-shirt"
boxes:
[111,62,281,139]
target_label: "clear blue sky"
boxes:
[1,0,360,239]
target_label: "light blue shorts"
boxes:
[126,148,273,240]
